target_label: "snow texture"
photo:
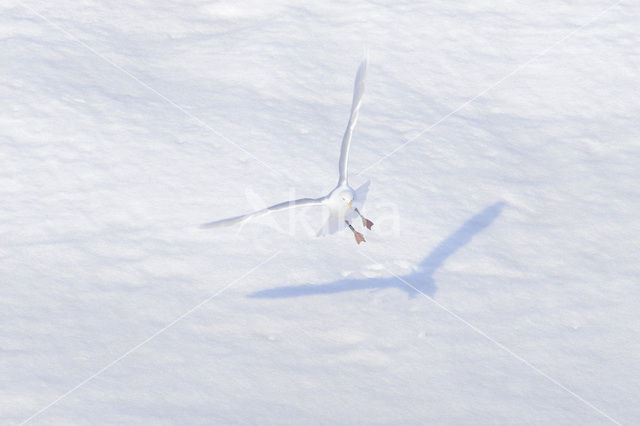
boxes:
[2,0,639,424]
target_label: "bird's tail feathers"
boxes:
[317,213,344,237]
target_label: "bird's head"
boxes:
[340,192,354,209]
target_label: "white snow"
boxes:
[2,0,639,424]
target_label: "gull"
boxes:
[200,60,374,244]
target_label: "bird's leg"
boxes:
[345,220,365,244]
[354,208,374,230]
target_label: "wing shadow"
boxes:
[248,202,505,299]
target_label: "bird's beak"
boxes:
[348,201,352,208]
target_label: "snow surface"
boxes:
[2,0,640,424]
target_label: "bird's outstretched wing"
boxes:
[353,180,370,208]
[337,59,367,186]
[200,196,326,229]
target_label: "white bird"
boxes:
[201,60,374,244]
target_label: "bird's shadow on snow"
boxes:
[247,202,505,299]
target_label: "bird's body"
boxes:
[201,60,374,244]
[326,185,355,216]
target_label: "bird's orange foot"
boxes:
[361,217,374,230]
[353,230,366,244]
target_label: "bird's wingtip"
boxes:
[359,56,368,74]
